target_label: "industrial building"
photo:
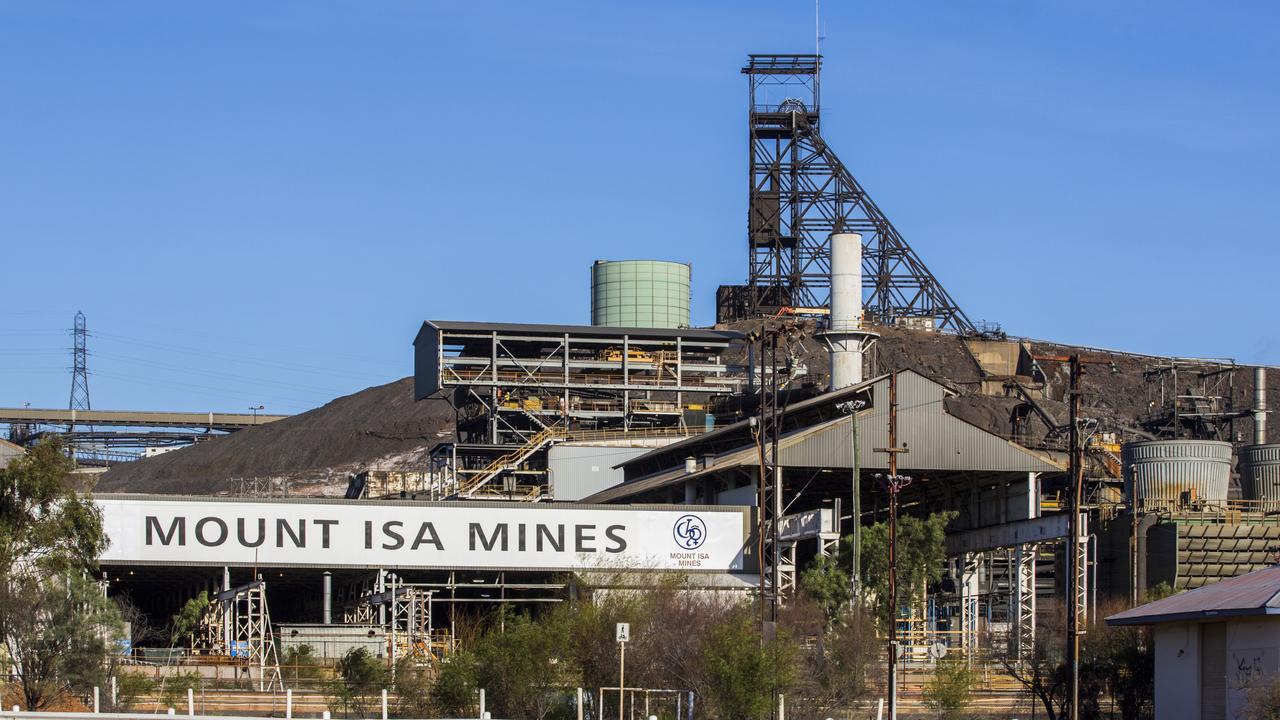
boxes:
[28,52,1270,711]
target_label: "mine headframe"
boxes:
[718,54,975,335]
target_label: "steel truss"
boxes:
[723,55,974,333]
[196,581,283,691]
[343,571,446,665]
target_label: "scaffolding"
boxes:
[342,572,451,664]
[195,581,283,692]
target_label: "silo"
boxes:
[590,260,691,329]
[1240,445,1280,503]
[1123,439,1232,508]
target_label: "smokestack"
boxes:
[1256,367,1268,446]
[820,233,878,390]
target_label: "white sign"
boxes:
[616,623,630,642]
[96,496,747,573]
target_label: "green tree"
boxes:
[472,609,569,720]
[799,554,852,625]
[923,654,974,719]
[857,511,956,625]
[0,438,122,710]
[169,591,209,648]
[4,573,122,710]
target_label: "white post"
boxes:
[110,676,118,706]
[876,697,884,720]
[323,712,331,720]
[577,687,584,720]
[187,688,194,716]
[618,642,626,720]
[93,686,100,713]
[167,709,175,716]
[286,689,293,720]
[381,689,388,720]
[778,693,785,720]
[479,688,486,719]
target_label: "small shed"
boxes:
[1107,564,1280,720]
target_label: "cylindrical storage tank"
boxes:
[1240,444,1280,503]
[1123,439,1232,508]
[590,260,691,329]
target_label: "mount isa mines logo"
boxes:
[671,514,710,567]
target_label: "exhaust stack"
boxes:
[819,233,878,390]
[1256,367,1269,446]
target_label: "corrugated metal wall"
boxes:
[549,444,651,501]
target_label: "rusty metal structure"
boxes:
[716,55,974,333]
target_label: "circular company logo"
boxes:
[673,514,708,550]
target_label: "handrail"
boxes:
[455,424,564,497]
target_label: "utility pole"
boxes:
[1067,355,1085,720]
[874,373,910,720]
[837,398,867,594]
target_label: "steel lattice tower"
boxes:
[717,55,975,333]
[68,311,90,423]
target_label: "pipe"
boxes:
[322,572,332,624]
[1133,513,1159,603]
[1256,367,1268,446]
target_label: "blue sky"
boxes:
[1,1,1276,414]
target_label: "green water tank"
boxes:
[590,260,691,329]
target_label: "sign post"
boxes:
[616,622,630,720]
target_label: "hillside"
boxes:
[96,378,455,495]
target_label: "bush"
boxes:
[431,651,478,717]
[325,648,389,718]
[923,654,974,719]
[112,673,156,711]
[157,670,203,712]
[700,608,796,720]
[282,644,324,682]
[473,609,569,720]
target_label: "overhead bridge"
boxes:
[0,407,289,431]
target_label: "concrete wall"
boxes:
[1155,618,1280,720]
[1155,622,1201,720]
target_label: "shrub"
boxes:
[923,654,974,719]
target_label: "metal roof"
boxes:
[584,415,852,504]
[415,320,744,344]
[1106,565,1280,626]
[583,369,1063,504]
[613,378,878,474]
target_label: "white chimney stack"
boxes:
[820,233,878,390]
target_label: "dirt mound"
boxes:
[96,377,455,495]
